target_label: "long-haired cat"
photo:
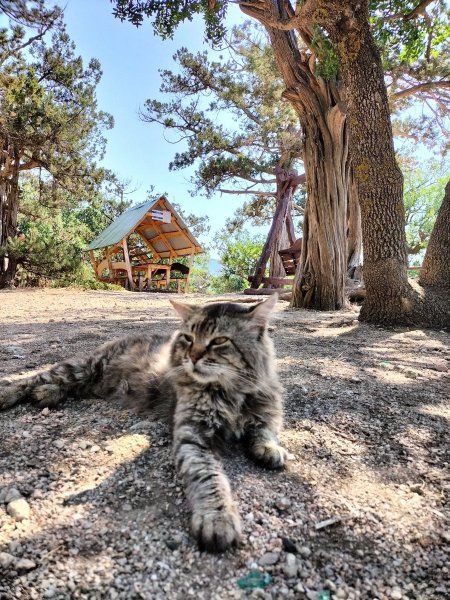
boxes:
[0,295,286,552]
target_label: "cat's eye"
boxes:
[210,336,229,346]
[180,333,193,344]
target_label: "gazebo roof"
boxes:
[87,196,204,258]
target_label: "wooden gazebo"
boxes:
[87,196,204,292]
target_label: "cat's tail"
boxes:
[0,356,101,411]
[0,336,128,411]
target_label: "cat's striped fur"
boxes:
[0,295,286,552]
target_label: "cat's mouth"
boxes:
[184,359,230,384]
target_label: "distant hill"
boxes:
[208,258,223,276]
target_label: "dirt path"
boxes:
[0,289,449,600]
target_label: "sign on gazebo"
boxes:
[151,209,171,223]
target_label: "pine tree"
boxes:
[0,3,113,287]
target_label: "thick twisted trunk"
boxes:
[240,1,350,310]
[289,105,348,309]
[321,0,448,327]
[419,181,450,289]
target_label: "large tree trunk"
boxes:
[0,140,20,289]
[240,1,350,310]
[419,181,450,289]
[320,0,448,327]
[289,107,348,309]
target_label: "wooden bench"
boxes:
[152,262,190,293]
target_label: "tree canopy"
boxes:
[113,0,450,149]
[0,13,113,192]
[141,22,304,229]
[0,2,116,287]
[112,0,227,45]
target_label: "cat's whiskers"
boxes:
[201,363,273,398]
[140,364,186,393]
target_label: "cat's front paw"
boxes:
[251,440,288,470]
[191,508,242,552]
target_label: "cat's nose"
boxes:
[190,351,203,364]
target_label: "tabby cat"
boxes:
[0,295,286,552]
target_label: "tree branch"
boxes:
[404,0,435,21]
[19,158,47,172]
[380,0,435,22]
[218,187,276,196]
[392,81,450,101]
[237,0,318,31]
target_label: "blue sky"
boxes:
[59,0,250,254]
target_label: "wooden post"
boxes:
[106,250,114,283]
[89,251,99,281]
[184,252,194,293]
[122,237,135,290]
[146,264,152,291]
[164,264,170,290]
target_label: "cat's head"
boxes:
[169,295,278,386]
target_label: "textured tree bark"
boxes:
[240,1,350,310]
[319,0,449,327]
[0,141,20,289]
[290,111,348,309]
[419,181,450,289]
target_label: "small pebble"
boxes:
[282,553,298,577]
[15,558,36,571]
[440,531,450,543]
[258,551,280,566]
[275,497,291,511]
[4,488,22,503]
[0,552,15,568]
[297,545,311,557]
[7,498,30,521]
[281,537,297,553]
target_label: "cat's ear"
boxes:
[247,294,278,327]
[169,299,197,322]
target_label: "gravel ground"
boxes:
[0,288,449,600]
